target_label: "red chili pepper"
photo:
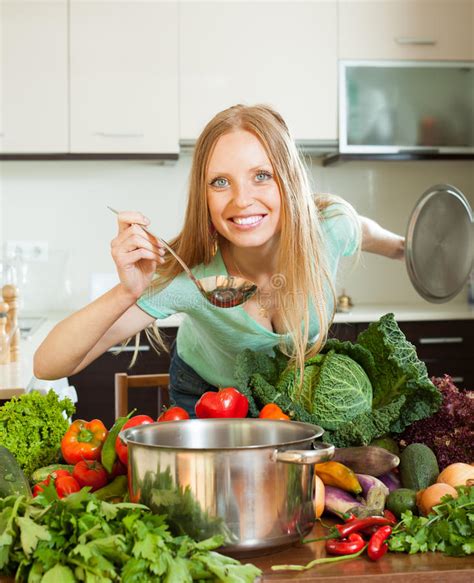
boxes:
[383,509,397,524]
[325,533,365,556]
[367,525,393,561]
[336,516,393,538]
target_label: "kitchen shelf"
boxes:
[0,153,179,161]
[322,152,474,166]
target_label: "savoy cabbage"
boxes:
[234,313,442,447]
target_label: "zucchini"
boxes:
[0,445,31,497]
[399,443,439,490]
[31,464,74,484]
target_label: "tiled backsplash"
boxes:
[1,156,473,312]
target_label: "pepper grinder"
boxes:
[337,290,354,313]
[2,285,20,363]
[0,302,9,365]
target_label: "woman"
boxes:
[34,104,404,416]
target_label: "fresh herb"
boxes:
[0,486,261,581]
[388,486,474,556]
[0,390,74,477]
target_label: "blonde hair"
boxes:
[136,104,361,390]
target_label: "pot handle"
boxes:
[272,442,335,465]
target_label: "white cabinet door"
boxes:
[180,1,338,142]
[0,0,68,153]
[339,0,474,60]
[70,1,179,154]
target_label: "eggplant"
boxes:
[333,446,400,477]
[324,485,363,518]
[379,471,401,492]
[356,473,389,512]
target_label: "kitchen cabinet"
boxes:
[0,0,68,153]
[330,319,474,390]
[339,0,474,61]
[69,0,179,154]
[69,328,177,428]
[179,1,338,142]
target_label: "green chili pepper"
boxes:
[101,410,135,473]
[93,475,128,501]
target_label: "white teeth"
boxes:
[232,215,263,225]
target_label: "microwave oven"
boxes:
[338,60,474,155]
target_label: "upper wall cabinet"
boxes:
[0,0,68,153]
[339,0,474,60]
[69,1,179,154]
[179,1,338,142]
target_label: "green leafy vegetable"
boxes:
[0,390,75,477]
[357,314,442,433]
[389,486,474,556]
[234,313,441,447]
[278,351,373,430]
[0,488,261,582]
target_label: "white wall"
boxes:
[0,156,473,312]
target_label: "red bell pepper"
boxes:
[115,414,154,466]
[61,419,108,464]
[195,388,249,419]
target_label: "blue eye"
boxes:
[256,171,272,181]
[210,177,229,188]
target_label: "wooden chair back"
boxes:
[114,372,170,419]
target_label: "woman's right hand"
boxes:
[110,210,164,299]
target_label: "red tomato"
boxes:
[110,458,128,478]
[32,479,49,497]
[115,415,154,466]
[195,388,248,419]
[55,475,81,498]
[158,407,190,422]
[72,460,109,491]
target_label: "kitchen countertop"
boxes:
[1,303,473,395]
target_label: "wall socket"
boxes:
[5,240,49,262]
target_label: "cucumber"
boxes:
[399,443,439,490]
[31,464,74,484]
[0,445,32,497]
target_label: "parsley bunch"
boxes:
[0,487,261,582]
[388,486,474,556]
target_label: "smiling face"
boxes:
[206,130,282,251]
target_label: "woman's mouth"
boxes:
[229,214,266,230]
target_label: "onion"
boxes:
[437,463,474,487]
[417,483,458,516]
[313,474,325,518]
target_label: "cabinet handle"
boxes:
[451,377,464,384]
[395,36,437,46]
[107,345,150,352]
[94,132,144,138]
[419,337,463,345]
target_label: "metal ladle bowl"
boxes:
[108,207,258,308]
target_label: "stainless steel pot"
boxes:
[120,418,334,555]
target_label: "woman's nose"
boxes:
[233,181,255,208]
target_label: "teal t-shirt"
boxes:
[136,205,359,388]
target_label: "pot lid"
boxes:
[406,184,474,303]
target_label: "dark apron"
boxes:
[169,341,218,417]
